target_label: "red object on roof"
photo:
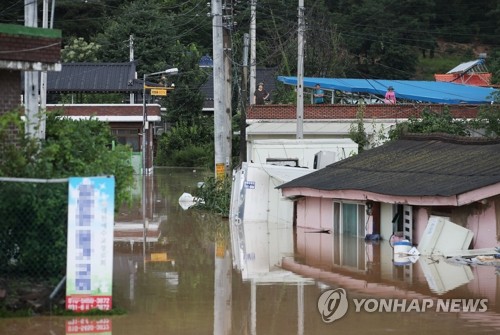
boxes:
[434,59,492,87]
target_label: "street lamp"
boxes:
[142,68,178,175]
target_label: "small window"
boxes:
[112,128,140,152]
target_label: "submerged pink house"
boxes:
[279,134,500,249]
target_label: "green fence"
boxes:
[0,178,68,312]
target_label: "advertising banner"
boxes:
[66,176,115,311]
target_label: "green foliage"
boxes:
[0,182,67,277]
[349,104,369,152]
[0,110,135,278]
[271,82,296,104]
[93,0,181,74]
[489,48,500,85]
[388,108,470,140]
[0,110,40,175]
[167,145,213,167]
[417,54,472,80]
[50,307,127,316]
[472,91,500,137]
[61,37,101,62]
[34,0,500,83]
[39,112,135,206]
[193,177,231,217]
[156,120,214,167]
[163,43,208,125]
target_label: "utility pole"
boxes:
[212,0,230,180]
[240,33,249,163]
[39,0,49,139]
[24,0,41,139]
[249,0,256,105]
[223,1,233,177]
[39,0,56,139]
[296,0,305,139]
[130,34,135,104]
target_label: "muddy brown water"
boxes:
[0,167,498,334]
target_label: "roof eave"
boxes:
[282,182,500,206]
[281,187,460,206]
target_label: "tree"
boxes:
[61,37,101,62]
[388,108,470,140]
[472,91,500,138]
[330,0,435,78]
[93,0,186,75]
[162,42,208,125]
[0,110,135,277]
[53,0,118,43]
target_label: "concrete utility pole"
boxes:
[24,0,41,139]
[40,0,56,139]
[249,0,257,104]
[240,33,249,163]
[40,0,49,122]
[212,0,230,180]
[223,1,233,177]
[129,34,135,104]
[296,0,305,139]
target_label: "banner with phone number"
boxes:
[66,177,114,312]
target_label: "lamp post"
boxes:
[142,68,178,175]
[141,68,178,271]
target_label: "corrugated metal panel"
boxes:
[447,60,482,74]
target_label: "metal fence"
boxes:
[0,177,68,312]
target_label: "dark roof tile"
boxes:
[47,62,138,93]
[280,134,500,197]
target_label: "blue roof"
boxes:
[277,76,498,104]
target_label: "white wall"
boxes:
[248,139,358,169]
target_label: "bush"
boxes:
[0,110,135,278]
[156,120,214,167]
[168,144,213,167]
[193,176,231,217]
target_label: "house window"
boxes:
[112,128,140,152]
[333,201,366,237]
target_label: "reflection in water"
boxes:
[66,318,112,334]
[1,168,499,335]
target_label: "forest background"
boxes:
[1,0,500,166]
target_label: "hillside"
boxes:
[415,41,494,81]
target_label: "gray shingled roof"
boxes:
[46,62,141,93]
[279,134,500,197]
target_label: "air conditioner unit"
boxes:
[313,151,336,169]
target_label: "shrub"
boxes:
[168,144,213,167]
[0,110,135,278]
[156,120,213,166]
[193,176,231,217]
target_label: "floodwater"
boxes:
[1,167,499,334]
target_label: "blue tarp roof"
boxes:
[277,76,498,104]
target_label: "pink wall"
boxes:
[412,201,499,249]
[297,196,499,249]
[413,207,430,245]
[298,197,335,231]
[466,201,498,249]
